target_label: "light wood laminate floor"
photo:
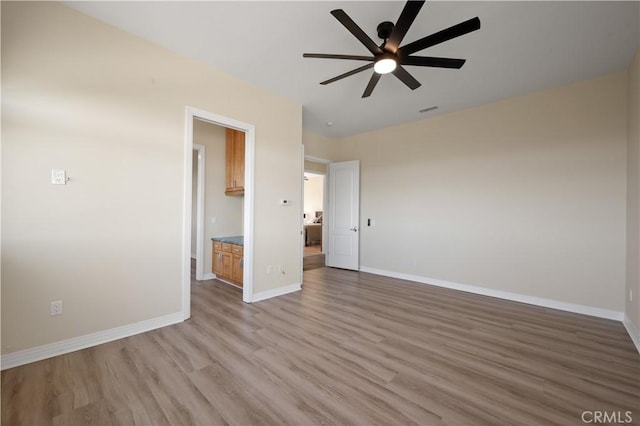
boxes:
[303,253,325,271]
[303,244,322,258]
[3,266,639,425]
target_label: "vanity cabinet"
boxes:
[225,128,245,196]
[213,240,243,288]
[212,241,232,281]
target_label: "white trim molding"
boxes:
[359,266,624,321]
[623,314,640,353]
[202,272,216,281]
[304,155,331,165]
[251,283,301,303]
[193,143,206,282]
[1,312,183,370]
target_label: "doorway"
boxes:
[303,171,324,271]
[191,121,245,286]
[183,107,256,319]
[303,158,328,271]
[301,157,361,274]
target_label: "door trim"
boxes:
[193,143,206,281]
[183,106,256,319]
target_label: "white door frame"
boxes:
[183,106,256,319]
[193,143,206,281]
[300,146,305,286]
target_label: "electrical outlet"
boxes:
[266,265,272,274]
[51,300,63,316]
[51,169,67,185]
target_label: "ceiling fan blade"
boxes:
[402,56,466,68]
[386,0,425,52]
[303,53,374,62]
[362,73,382,98]
[399,17,481,56]
[392,66,421,90]
[331,9,383,56]
[320,63,374,85]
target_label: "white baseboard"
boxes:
[1,312,183,370]
[251,283,301,303]
[202,272,216,280]
[359,266,624,321]
[216,277,242,289]
[623,313,640,353]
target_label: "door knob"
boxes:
[349,226,358,232]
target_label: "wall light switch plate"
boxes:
[51,300,63,315]
[51,169,66,185]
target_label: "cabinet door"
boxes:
[221,252,232,279]
[225,128,245,195]
[232,254,243,287]
[231,244,244,286]
[213,249,222,276]
[213,242,232,280]
[225,128,236,193]
[233,131,245,190]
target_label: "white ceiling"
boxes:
[64,1,639,138]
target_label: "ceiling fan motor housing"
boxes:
[377,21,395,40]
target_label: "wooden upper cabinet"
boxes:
[225,128,245,196]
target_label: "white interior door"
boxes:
[327,160,360,270]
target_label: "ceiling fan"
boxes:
[303,0,480,98]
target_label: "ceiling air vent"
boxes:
[419,106,438,114]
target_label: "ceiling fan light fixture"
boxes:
[303,1,481,97]
[374,56,397,74]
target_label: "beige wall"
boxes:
[627,47,640,331]
[193,119,243,275]
[304,160,327,174]
[303,130,339,161]
[1,2,302,354]
[307,72,628,312]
